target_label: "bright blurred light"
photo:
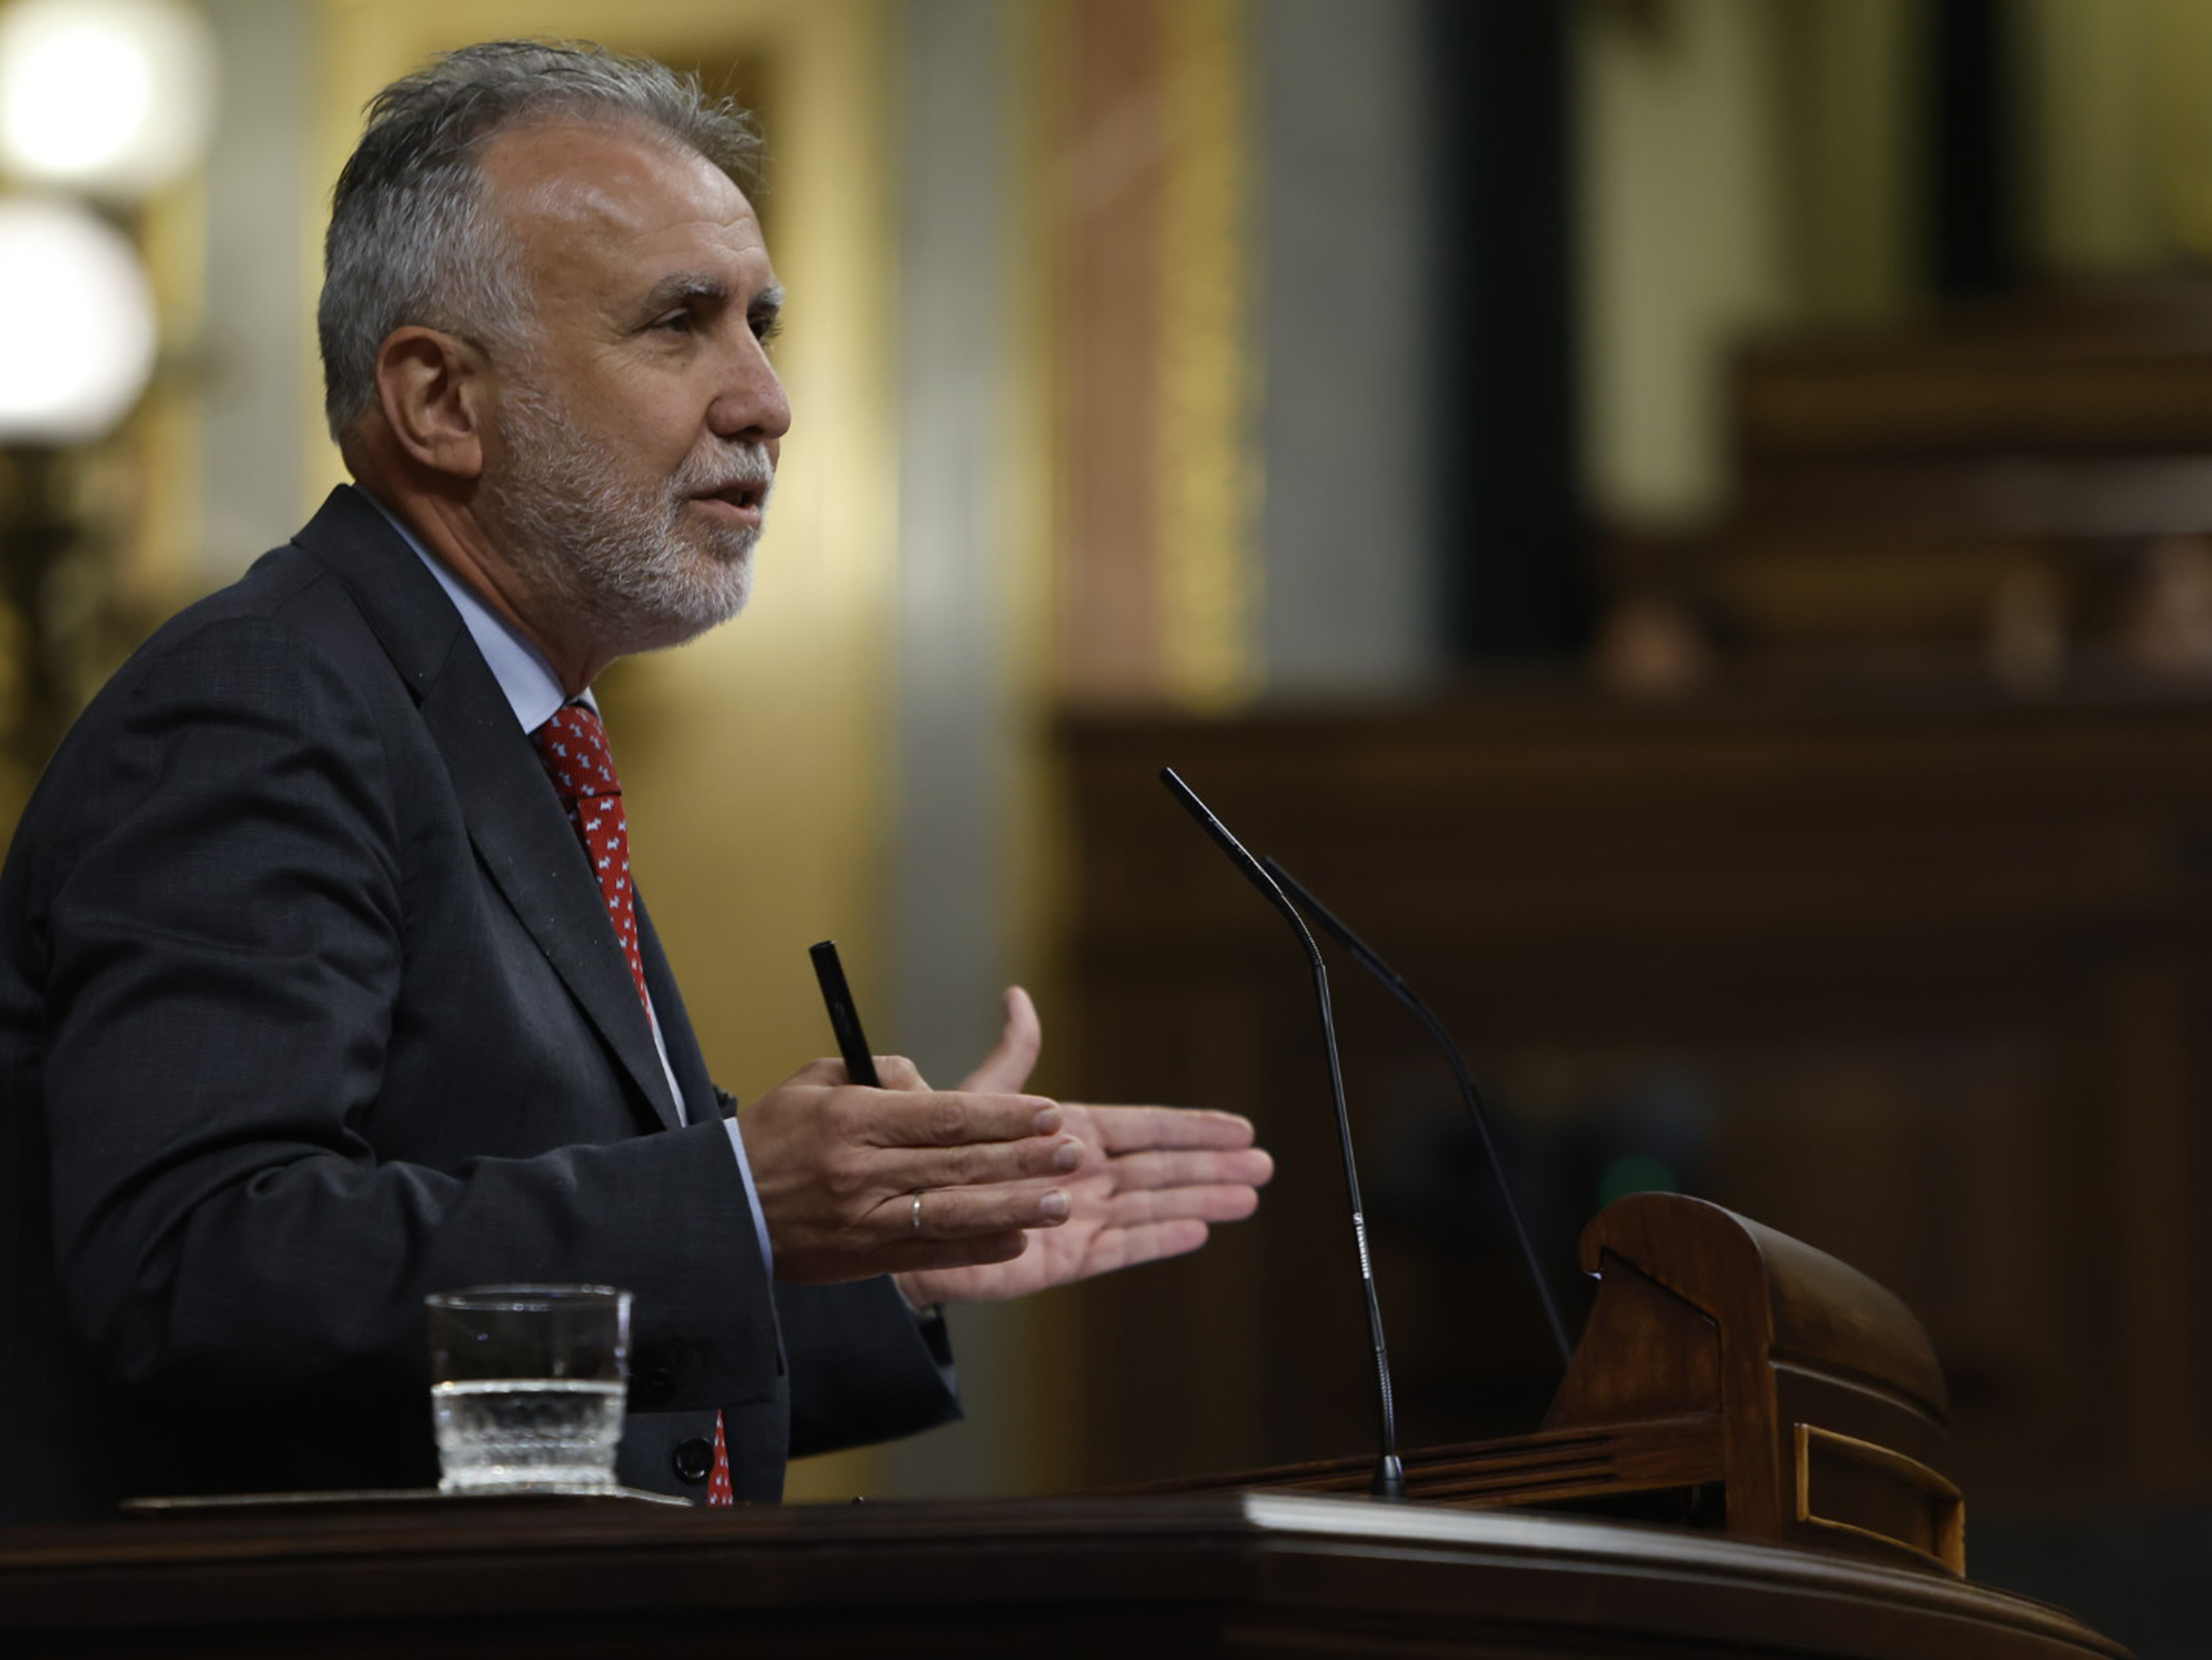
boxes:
[0,196,156,443]
[0,0,217,200]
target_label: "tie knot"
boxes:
[530,703,622,803]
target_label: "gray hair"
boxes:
[317,38,763,439]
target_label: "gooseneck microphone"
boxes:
[1259,857,1575,1370]
[1160,768,1405,1500]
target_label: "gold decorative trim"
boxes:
[1155,0,1260,710]
[1793,1421,1966,1576]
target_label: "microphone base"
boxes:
[1371,1454,1406,1501]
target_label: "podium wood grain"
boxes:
[0,1492,2129,1658]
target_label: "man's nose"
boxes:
[708,336,791,444]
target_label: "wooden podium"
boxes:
[1162,1192,1970,1578]
[0,1491,2130,1657]
[0,1196,2134,1657]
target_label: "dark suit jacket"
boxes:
[0,487,957,1523]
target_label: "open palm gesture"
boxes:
[893,989,1271,1307]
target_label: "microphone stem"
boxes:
[1261,857,1576,1373]
[1158,768,1405,1502]
[1411,999,1576,1369]
[1304,958,1405,1500]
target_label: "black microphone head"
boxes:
[1159,767,1243,863]
[1160,768,1308,940]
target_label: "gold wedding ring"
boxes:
[910,1191,923,1234]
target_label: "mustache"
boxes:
[673,442,775,499]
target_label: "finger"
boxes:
[872,1054,929,1091]
[1078,1105,1260,1153]
[1077,1217,1214,1277]
[893,1229,1031,1273]
[795,1053,927,1091]
[849,1088,1061,1149]
[1099,1181,1262,1228]
[894,1130,1086,1193]
[957,986,1042,1094]
[1097,1146,1275,1193]
[895,1181,1071,1238]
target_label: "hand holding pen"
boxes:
[808,940,881,1087]
[726,941,1270,1300]
[726,942,1076,1286]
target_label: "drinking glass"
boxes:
[426,1284,631,1493]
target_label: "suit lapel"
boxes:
[636,891,716,1114]
[292,488,683,1133]
[420,680,685,1133]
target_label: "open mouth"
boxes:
[692,480,769,522]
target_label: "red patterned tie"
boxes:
[530,705,648,1007]
[530,703,737,1506]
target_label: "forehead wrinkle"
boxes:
[483,118,754,249]
[481,126,775,337]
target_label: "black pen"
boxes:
[808,940,881,1087]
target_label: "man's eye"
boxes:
[653,310,695,334]
[751,312,783,345]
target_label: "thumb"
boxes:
[957,986,1042,1093]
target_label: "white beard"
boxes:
[479,371,774,658]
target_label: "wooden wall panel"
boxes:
[1051,690,2212,1517]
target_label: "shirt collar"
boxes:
[359,489,571,732]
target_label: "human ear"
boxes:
[373,326,486,480]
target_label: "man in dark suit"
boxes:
[0,40,1270,1523]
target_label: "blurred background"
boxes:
[2,0,2207,1649]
